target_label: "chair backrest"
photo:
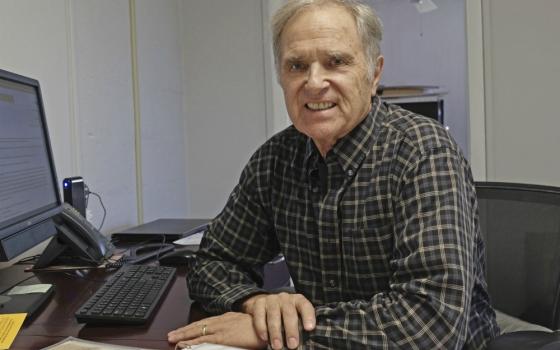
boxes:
[476,182,560,330]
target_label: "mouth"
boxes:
[305,102,336,111]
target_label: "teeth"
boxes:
[306,102,335,111]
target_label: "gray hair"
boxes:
[271,0,383,80]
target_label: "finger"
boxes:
[253,297,269,341]
[242,293,266,314]
[167,322,208,343]
[295,295,316,331]
[176,334,216,348]
[281,303,300,349]
[266,300,284,350]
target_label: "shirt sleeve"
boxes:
[187,152,280,314]
[302,147,482,349]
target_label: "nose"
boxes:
[304,63,329,94]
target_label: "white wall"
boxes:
[71,0,138,231]
[465,0,486,180]
[180,0,268,218]
[481,0,560,187]
[135,0,189,221]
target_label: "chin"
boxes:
[300,124,338,143]
[292,111,342,135]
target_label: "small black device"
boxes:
[0,284,55,323]
[62,176,86,217]
[125,243,175,265]
[111,218,209,242]
[75,264,176,324]
[158,246,197,266]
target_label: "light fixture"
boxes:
[413,0,438,13]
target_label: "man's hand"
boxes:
[242,293,316,350]
[167,312,267,349]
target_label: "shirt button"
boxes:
[329,279,336,288]
[347,169,354,177]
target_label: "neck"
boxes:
[314,141,333,158]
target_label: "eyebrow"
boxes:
[327,51,354,62]
[284,50,355,62]
[283,55,305,64]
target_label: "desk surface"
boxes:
[4,263,195,350]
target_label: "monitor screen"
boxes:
[0,69,61,261]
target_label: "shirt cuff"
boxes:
[216,285,268,312]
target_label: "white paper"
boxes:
[41,336,154,350]
[173,231,204,246]
[178,343,246,350]
[8,284,52,295]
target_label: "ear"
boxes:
[371,56,384,95]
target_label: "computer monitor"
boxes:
[0,68,62,262]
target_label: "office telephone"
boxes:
[33,203,115,269]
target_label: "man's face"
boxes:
[279,4,383,154]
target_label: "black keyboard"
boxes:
[75,265,176,324]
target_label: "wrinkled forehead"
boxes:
[279,4,362,57]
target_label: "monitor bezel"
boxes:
[0,68,62,261]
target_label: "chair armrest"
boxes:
[487,331,560,350]
[496,309,554,333]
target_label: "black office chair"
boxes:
[476,182,560,349]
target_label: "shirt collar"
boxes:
[303,95,382,174]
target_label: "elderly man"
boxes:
[168,0,499,349]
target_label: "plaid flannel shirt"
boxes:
[188,96,499,349]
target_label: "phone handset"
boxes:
[56,203,113,259]
[33,203,115,269]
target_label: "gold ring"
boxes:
[201,324,208,337]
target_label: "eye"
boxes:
[329,56,348,68]
[288,61,307,72]
[330,57,344,66]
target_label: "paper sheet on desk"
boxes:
[177,343,246,350]
[41,336,154,349]
[8,284,52,295]
[174,231,204,246]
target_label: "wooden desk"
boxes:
[4,263,194,349]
